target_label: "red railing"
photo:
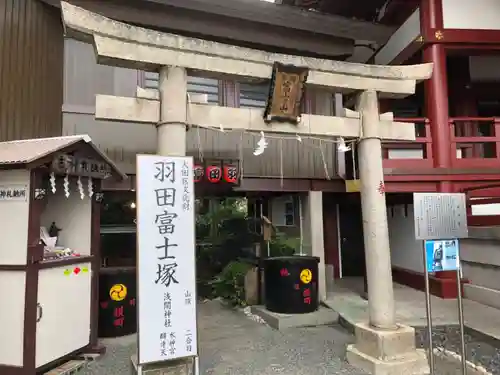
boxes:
[462,184,500,226]
[382,117,500,170]
[382,118,432,168]
[450,117,500,168]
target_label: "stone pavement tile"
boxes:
[325,283,460,328]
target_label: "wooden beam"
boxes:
[95,95,416,141]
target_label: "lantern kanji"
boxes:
[193,165,204,183]
[223,165,239,184]
[206,165,222,183]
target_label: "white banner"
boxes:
[136,155,197,365]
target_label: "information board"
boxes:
[136,155,197,365]
[424,239,460,272]
[413,193,468,240]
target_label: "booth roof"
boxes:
[0,135,127,179]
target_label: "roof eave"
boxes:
[42,0,394,59]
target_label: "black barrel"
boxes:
[263,256,319,314]
[98,267,137,338]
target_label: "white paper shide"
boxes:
[136,155,197,365]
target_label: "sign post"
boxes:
[136,155,198,370]
[413,193,469,375]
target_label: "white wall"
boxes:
[388,204,424,273]
[374,9,421,65]
[443,0,500,30]
[41,179,92,256]
[469,197,500,216]
[0,271,26,366]
[302,191,326,301]
[36,262,92,367]
[0,170,30,265]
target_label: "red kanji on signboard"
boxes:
[113,318,125,327]
[377,181,386,195]
[206,165,222,183]
[114,306,124,318]
[303,297,311,304]
[280,268,290,277]
[100,301,108,309]
[129,298,136,306]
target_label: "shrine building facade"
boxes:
[3,0,500,299]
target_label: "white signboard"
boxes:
[136,155,197,365]
[0,185,28,201]
[413,193,468,240]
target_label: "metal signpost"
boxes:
[413,193,469,375]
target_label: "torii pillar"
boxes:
[60,2,433,374]
[157,66,188,157]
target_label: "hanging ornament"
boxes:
[49,172,57,194]
[253,131,268,156]
[193,165,204,183]
[63,174,70,198]
[77,177,85,200]
[337,137,351,152]
[223,164,239,184]
[206,164,222,183]
[87,177,94,198]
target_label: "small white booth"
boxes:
[0,135,126,374]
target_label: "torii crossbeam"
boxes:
[60,2,433,374]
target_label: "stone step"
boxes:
[464,284,500,311]
[43,360,87,375]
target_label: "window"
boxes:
[142,72,220,104]
[239,81,269,108]
[271,196,295,227]
[284,200,295,226]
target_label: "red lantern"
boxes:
[223,165,239,184]
[193,165,204,183]
[206,165,222,183]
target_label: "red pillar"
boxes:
[419,0,468,298]
[421,0,453,193]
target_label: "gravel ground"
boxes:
[415,325,500,374]
[81,300,368,375]
[79,303,500,375]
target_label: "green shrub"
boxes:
[269,233,299,257]
[212,261,254,306]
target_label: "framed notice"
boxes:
[136,155,198,365]
[413,193,468,240]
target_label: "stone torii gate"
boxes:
[61,2,432,374]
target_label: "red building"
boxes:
[287,0,500,297]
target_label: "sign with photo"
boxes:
[425,239,460,273]
[136,155,197,365]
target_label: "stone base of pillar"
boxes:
[130,354,192,375]
[346,323,429,375]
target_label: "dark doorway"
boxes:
[338,195,365,277]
